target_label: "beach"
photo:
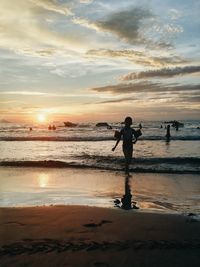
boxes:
[0,167,200,266]
[1,204,200,267]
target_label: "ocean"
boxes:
[0,120,200,214]
[0,120,200,173]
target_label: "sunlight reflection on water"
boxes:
[0,167,200,215]
[38,173,49,188]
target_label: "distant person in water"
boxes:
[112,116,141,175]
[166,124,171,141]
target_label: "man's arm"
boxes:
[112,138,121,151]
[112,130,122,151]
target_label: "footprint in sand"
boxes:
[83,220,112,228]
[94,262,109,267]
[5,221,25,226]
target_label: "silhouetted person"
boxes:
[52,125,56,130]
[139,123,142,129]
[29,127,32,131]
[112,116,141,175]
[166,124,171,141]
[114,176,139,210]
[160,125,163,128]
[48,125,52,130]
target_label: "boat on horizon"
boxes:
[96,122,112,129]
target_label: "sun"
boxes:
[37,113,46,123]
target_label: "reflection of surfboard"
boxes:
[135,129,142,138]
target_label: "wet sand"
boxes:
[1,167,200,214]
[0,205,200,267]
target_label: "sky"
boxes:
[0,0,200,123]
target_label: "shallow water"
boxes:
[0,167,200,215]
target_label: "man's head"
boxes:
[124,116,133,126]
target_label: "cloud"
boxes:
[86,49,188,67]
[72,17,99,31]
[79,0,93,4]
[0,0,87,55]
[121,65,200,80]
[34,49,56,57]
[95,7,153,45]
[72,7,170,49]
[169,9,182,20]
[98,97,140,104]
[98,94,200,105]
[30,0,72,15]
[0,100,22,104]
[88,7,179,49]
[93,82,200,106]
[0,91,47,96]
[91,81,200,95]
[0,90,95,98]
[179,96,200,103]
[91,81,162,94]
[153,23,183,35]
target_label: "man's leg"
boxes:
[124,150,133,175]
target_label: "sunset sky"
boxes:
[0,0,199,123]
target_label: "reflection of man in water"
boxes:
[121,176,133,209]
[114,176,139,210]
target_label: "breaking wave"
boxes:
[0,136,200,141]
[1,157,199,174]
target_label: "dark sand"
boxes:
[0,205,200,267]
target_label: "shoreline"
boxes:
[0,204,188,216]
[0,161,199,174]
[1,205,200,267]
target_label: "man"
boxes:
[112,116,141,175]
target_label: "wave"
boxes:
[79,156,200,164]
[0,158,199,174]
[0,136,200,141]
[0,136,113,141]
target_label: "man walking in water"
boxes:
[112,116,141,175]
